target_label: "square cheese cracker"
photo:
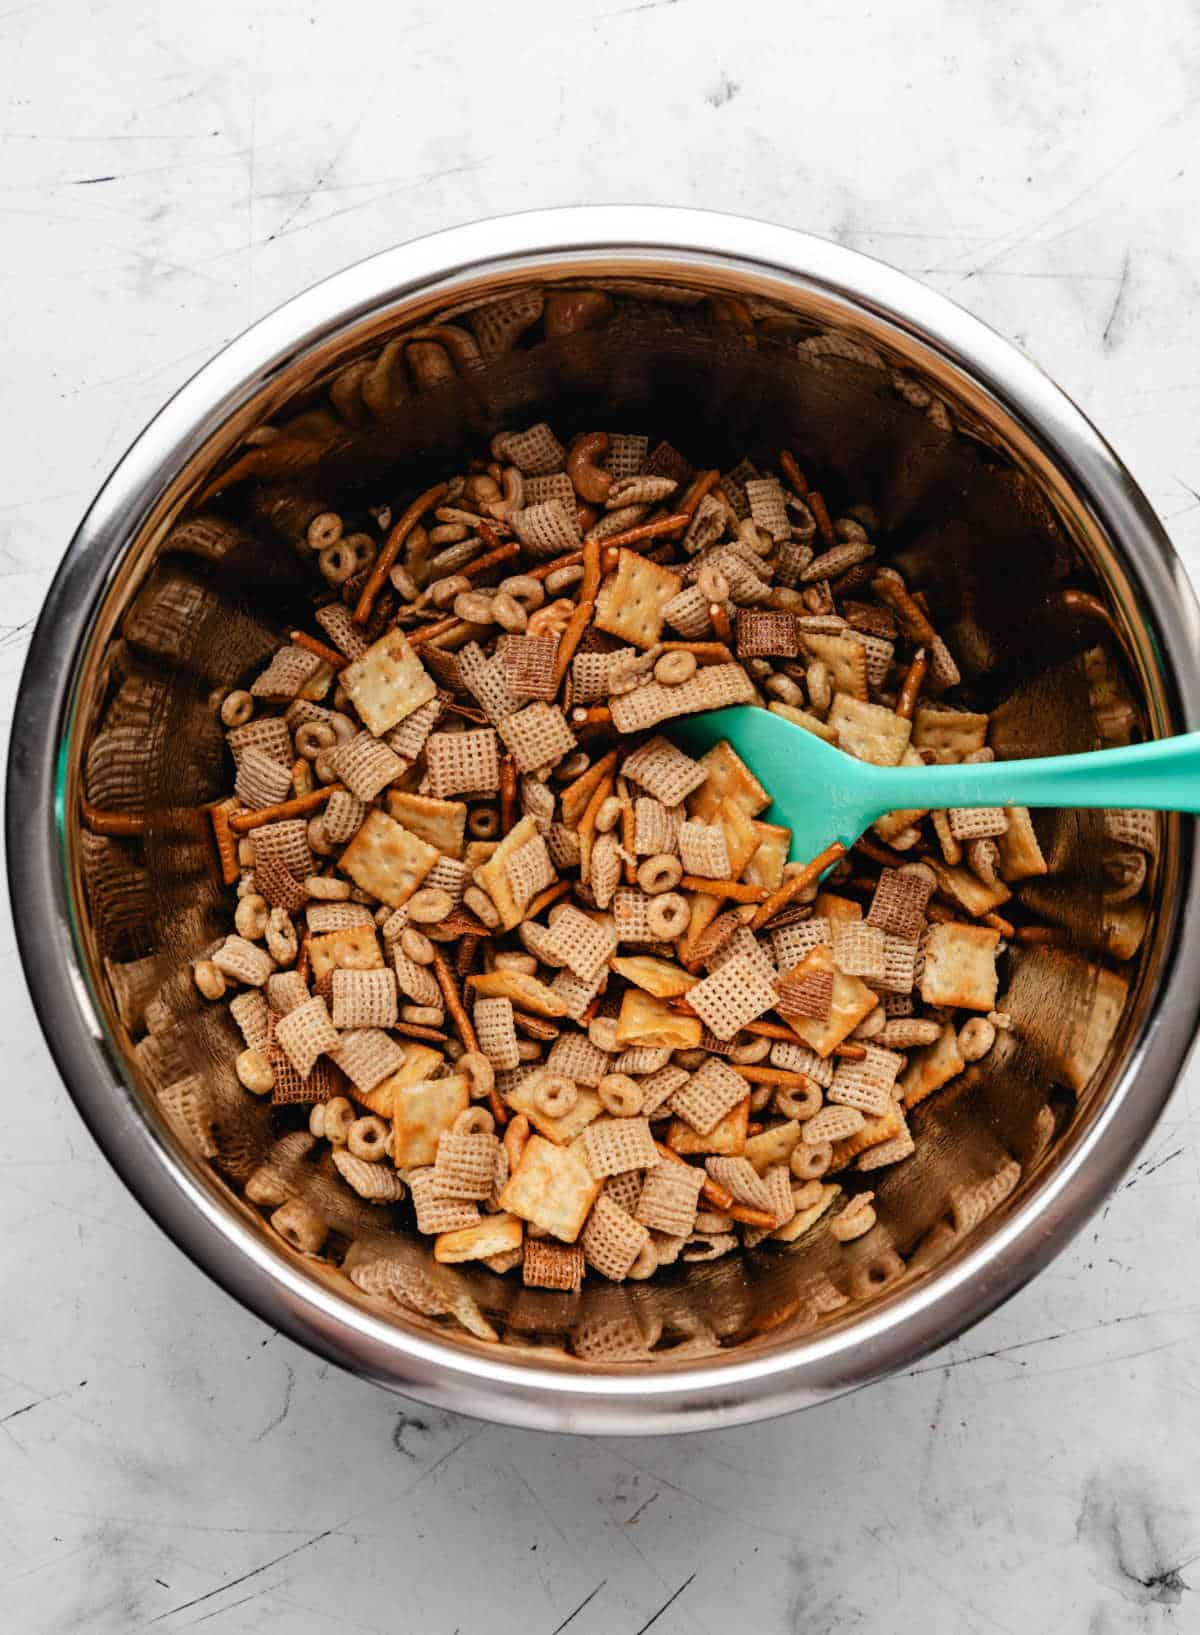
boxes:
[594,549,682,648]
[499,1135,603,1242]
[340,810,439,908]
[340,629,436,736]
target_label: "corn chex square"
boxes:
[621,736,707,806]
[542,904,617,979]
[581,1194,649,1280]
[497,703,577,773]
[635,1160,705,1237]
[579,1116,659,1179]
[669,1057,747,1134]
[686,953,777,1041]
[331,732,406,801]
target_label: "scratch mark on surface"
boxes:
[549,1579,607,1635]
[904,1304,1200,1377]
[598,0,681,15]
[626,1491,660,1525]
[404,1429,482,1494]
[145,1530,333,1624]
[251,1361,294,1442]
[72,175,117,186]
[503,1457,572,1551]
[633,1572,697,1635]
[1102,250,1132,349]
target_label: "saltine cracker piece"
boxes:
[828,695,912,766]
[340,810,439,908]
[499,1135,603,1243]
[919,923,1000,1011]
[392,1075,470,1168]
[687,740,771,822]
[340,629,436,736]
[781,944,878,1057]
[386,791,467,860]
[473,815,542,931]
[594,550,682,648]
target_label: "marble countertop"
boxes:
[3,2,1200,1630]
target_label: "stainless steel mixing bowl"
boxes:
[9,207,1200,1433]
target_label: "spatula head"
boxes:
[667,706,883,863]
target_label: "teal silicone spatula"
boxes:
[668,707,1200,864]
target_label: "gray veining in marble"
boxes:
[3,3,1200,1630]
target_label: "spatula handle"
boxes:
[870,732,1200,817]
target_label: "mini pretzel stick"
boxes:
[832,1042,867,1061]
[1013,924,1072,946]
[983,910,1015,937]
[680,876,768,903]
[749,841,847,931]
[728,1203,778,1229]
[82,802,147,839]
[528,550,585,582]
[659,641,735,663]
[673,470,720,529]
[707,602,733,643]
[431,952,477,1051]
[499,754,518,832]
[229,784,342,833]
[894,648,928,720]
[592,512,689,554]
[620,802,637,884]
[731,1065,819,1087]
[289,630,348,670]
[570,704,613,731]
[526,878,572,919]
[806,490,835,547]
[743,1018,811,1046]
[407,615,460,647]
[580,994,604,1024]
[779,450,809,496]
[654,1141,735,1211]
[581,537,602,606]
[871,572,937,646]
[579,772,613,878]
[476,518,507,549]
[561,750,618,827]
[354,480,448,624]
[503,1112,530,1170]
[552,598,595,687]
[852,834,910,869]
[208,800,238,884]
[462,540,521,580]
[433,949,506,1123]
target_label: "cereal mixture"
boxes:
[194,426,1057,1286]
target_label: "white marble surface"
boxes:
[3,3,1200,1630]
